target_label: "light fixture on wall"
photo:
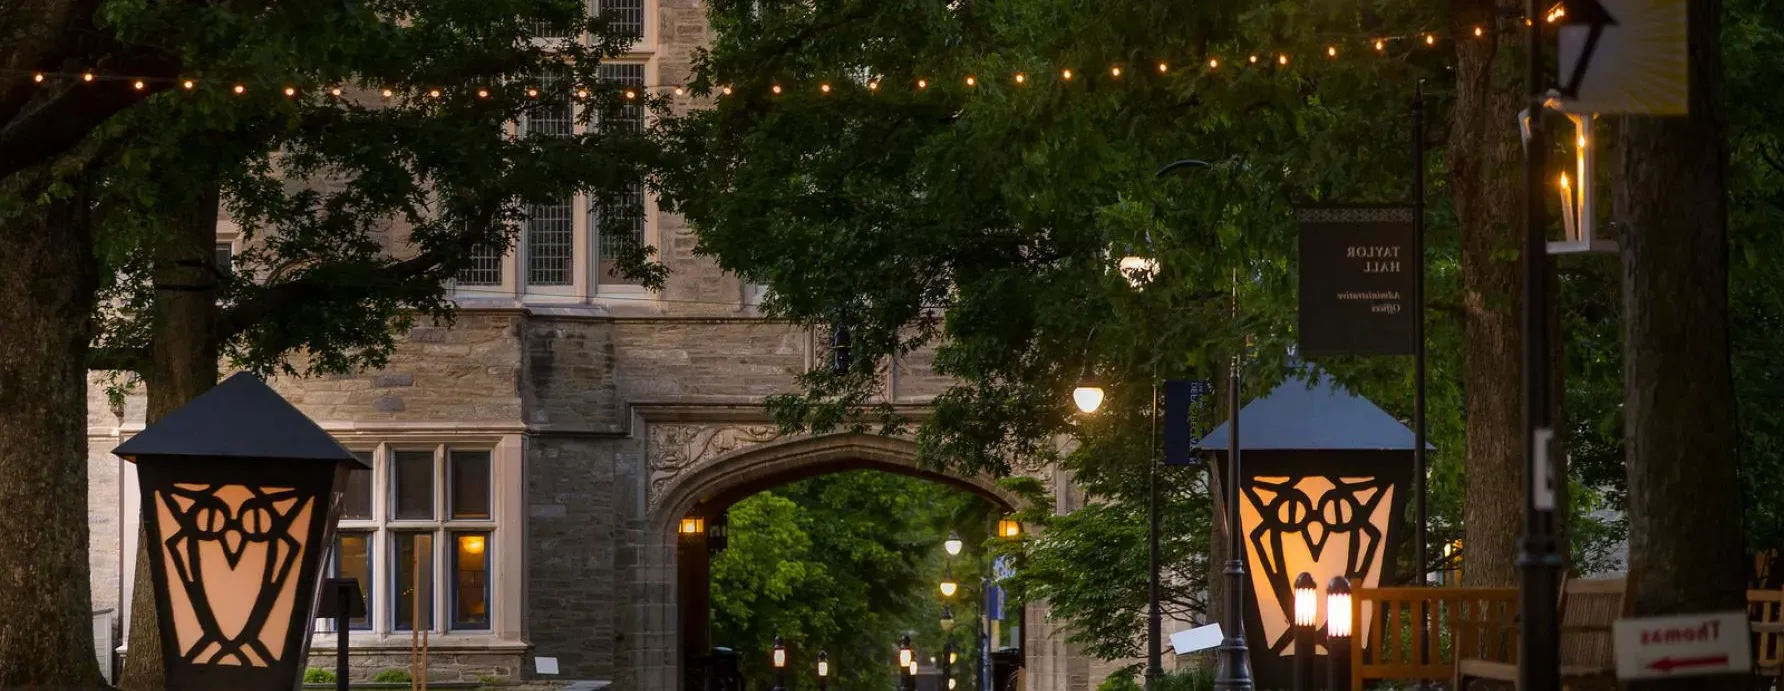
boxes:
[679,516,706,537]
[997,519,1022,539]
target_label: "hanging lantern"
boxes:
[113,373,365,691]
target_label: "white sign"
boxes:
[1170,624,1224,655]
[535,657,560,675]
[1556,0,1688,115]
[1613,611,1750,679]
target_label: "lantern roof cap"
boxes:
[1197,371,1435,452]
[114,372,364,466]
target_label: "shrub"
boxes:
[372,668,413,683]
[303,668,337,683]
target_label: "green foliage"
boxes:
[371,668,412,683]
[710,470,995,691]
[302,667,336,684]
[1096,667,1214,691]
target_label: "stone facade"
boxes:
[78,0,1116,688]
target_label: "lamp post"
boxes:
[817,650,831,691]
[1326,577,1353,691]
[112,373,366,691]
[898,635,914,691]
[772,636,788,691]
[1292,574,1318,691]
[941,607,956,691]
[944,532,965,558]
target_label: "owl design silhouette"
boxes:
[1241,475,1396,654]
[155,483,315,667]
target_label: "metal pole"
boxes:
[1147,378,1162,691]
[1518,4,1562,691]
[336,584,350,691]
[1291,625,1308,691]
[1215,269,1253,691]
[1411,79,1431,683]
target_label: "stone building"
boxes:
[79,1,1129,688]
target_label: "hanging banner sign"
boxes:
[1556,0,1689,115]
[1296,205,1419,356]
[1163,380,1212,466]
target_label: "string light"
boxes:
[1375,39,1386,51]
[625,89,637,99]
[526,88,539,97]
[575,88,588,98]
[1425,33,1436,45]
[133,80,146,90]
[428,88,442,98]
[965,75,976,86]
[382,88,394,98]
[819,83,830,93]
[673,87,684,95]
[331,87,344,96]
[1061,68,1073,80]
[82,72,94,82]
[722,86,733,95]
[33,73,44,83]
[917,79,928,89]
[233,84,245,94]
[868,81,879,91]
[1014,73,1026,84]
[1157,62,1168,73]
[477,88,489,98]
[1279,54,1289,65]
[1474,26,1485,37]
[285,86,297,96]
[1249,55,1259,64]
[1327,46,1337,58]
[1110,66,1122,77]
[183,80,195,90]
[771,84,782,94]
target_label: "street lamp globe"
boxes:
[909,660,919,677]
[816,650,830,677]
[938,572,959,598]
[940,606,956,634]
[943,532,964,557]
[898,635,914,668]
[1072,368,1105,414]
[772,636,787,669]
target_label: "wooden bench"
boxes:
[1349,587,1519,691]
[1750,589,1784,679]
[1454,577,1629,691]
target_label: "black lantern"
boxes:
[114,373,366,691]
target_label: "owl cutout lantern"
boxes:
[116,373,366,690]
[1200,371,1426,691]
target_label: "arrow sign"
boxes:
[1614,611,1750,680]
[1647,655,1730,673]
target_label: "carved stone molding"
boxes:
[646,423,781,508]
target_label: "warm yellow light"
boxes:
[818,661,829,677]
[285,87,297,96]
[949,652,958,664]
[82,72,94,82]
[1249,55,1259,64]
[722,86,734,95]
[944,534,964,556]
[998,519,1022,538]
[1577,135,1587,148]
[820,83,831,93]
[1327,46,1337,58]
[939,577,958,598]
[526,88,538,98]
[917,79,928,89]
[462,535,486,555]
[1293,573,1318,628]
[674,87,685,95]
[899,648,913,667]
[1474,26,1485,37]
[868,82,880,91]
[383,89,394,98]
[1111,66,1122,77]
[1062,69,1073,80]
[1015,73,1026,84]
[965,76,976,87]
[949,680,957,690]
[909,661,918,676]
[1278,54,1289,65]
[1072,385,1104,414]
[1375,39,1385,52]
[1157,62,1168,73]
[1426,34,1436,45]
[182,80,195,90]
[773,648,786,668]
[32,73,44,83]
[134,80,146,90]
[625,89,637,99]
[771,84,782,94]
[576,89,589,99]
[1209,58,1219,69]
[477,88,489,98]
[233,84,245,94]
[679,516,705,535]
[1559,172,1571,190]
[1327,577,1353,638]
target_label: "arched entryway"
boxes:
[635,432,1023,690]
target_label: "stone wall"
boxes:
[302,649,527,683]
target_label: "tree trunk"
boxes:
[1449,0,1530,587]
[118,183,223,691]
[1619,1,1745,689]
[0,171,105,687]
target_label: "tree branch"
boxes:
[89,346,148,373]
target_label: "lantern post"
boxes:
[114,373,367,691]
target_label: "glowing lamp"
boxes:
[1072,368,1105,414]
[462,535,486,555]
[939,573,959,598]
[997,519,1022,539]
[679,516,706,537]
[817,650,830,677]
[1326,576,1352,638]
[113,373,366,691]
[909,660,919,676]
[944,533,964,557]
[898,635,913,668]
[1293,573,1318,628]
[950,680,958,690]
[772,636,787,668]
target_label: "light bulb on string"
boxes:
[182,80,195,90]
[477,88,489,98]
[1061,68,1073,80]
[917,79,928,89]
[32,73,44,83]
[1110,65,1122,77]
[82,72,94,82]
[819,83,831,93]
[1474,26,1485,37]
[868,81,879,91]
[1208,58,1219,69]
[1249,55,1259,64]
[133,80,145,90]
[771,84,782,94]
[1014,73,1026,84]
[1425,33,1436,45]
[1278,54,1289,65]
[1375,39,1386,52]
[285,86,297,96]
[428,89,441,98]
[576,88,588,99]
[674,87,685,95]
[722,86,734,95]
[1327,46,1337,58]
[331,87,343,97]
[526,88,538,98]
[382,88,394,98]
[1157,62,1168,73]
[625,89,637,99]
[965,75,976,86]
[233,84,245,94]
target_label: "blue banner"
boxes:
[1163,380,1212,466]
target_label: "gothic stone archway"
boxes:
[631,427,1022,690]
